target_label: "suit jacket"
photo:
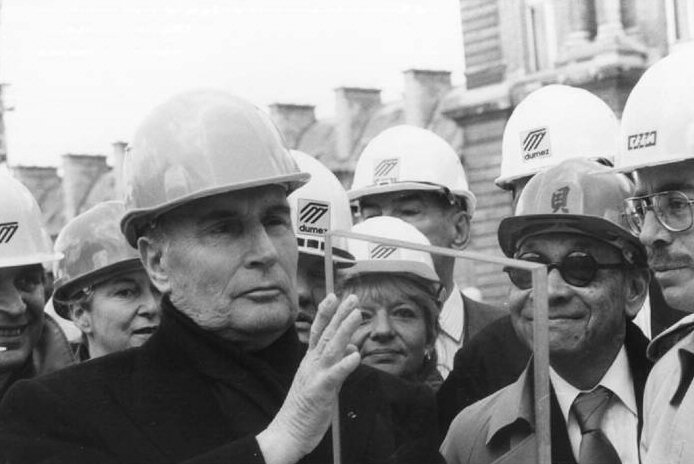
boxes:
[439,322,652,464]
[437,315,528,434]
[462,293,507,344]
[0,300,441,464]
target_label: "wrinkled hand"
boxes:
[256,293,362,464]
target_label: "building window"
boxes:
[524,0,557,73]
[666,0,694,44]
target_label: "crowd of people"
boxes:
[0,45,693,464]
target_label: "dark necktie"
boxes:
[572,386,622,464]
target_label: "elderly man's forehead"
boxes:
[164,185,290,219]
[634,162,694,196]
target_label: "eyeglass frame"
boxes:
[503,251,629,290]
[624,190,694,235]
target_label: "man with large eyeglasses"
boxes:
[441,158,652,464]
[616,46,694,463]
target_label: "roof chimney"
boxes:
[61,154,109,221]
[112,141,128,200]
[403,69,452,128]
[269,103,316,149]
[334,87,382,162]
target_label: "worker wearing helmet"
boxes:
[288,150,354,344]
[340,216,443,388]
[441,158,652,464]
[350,124,505,379]
[0,91,439,463]
[52,201,161,360]
[437,84,679,433]
[616,45,694,463]
[0,174,73,399]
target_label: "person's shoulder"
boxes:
[462,294,507,329]
[12,346,141,397]
[347,364,434,401]
[440,388,506,464]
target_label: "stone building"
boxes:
[9,0,694,303]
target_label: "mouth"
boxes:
[132,326,158,336]
[364,348,404,358]
[238,286,284,301]
[0,325,28,350]
[0,325,27,338]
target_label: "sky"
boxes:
[0,0,465,167]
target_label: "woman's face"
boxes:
[85,269,161,357]
[349,280,431,379]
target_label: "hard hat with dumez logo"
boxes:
[0,173,62,268]
[120,90,309,247]
[288,150,354,266]
[616,44,694,172]
[53,201,142,319]
[498,158,646,265]
[348,125,476,216]
[497,85,619,189]
[346,216,440,283]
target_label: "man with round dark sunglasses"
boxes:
[441,158,652,464]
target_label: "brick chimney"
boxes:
[269,103,316,149]
[12,165,63,236]
[111,141,128,200]
[61,154,109,220]
[403,69,452,128]
[334,87,382,162]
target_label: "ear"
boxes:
[138,235,171,295]
[623,268,650,320]
[449,209,471,250]
[70,303,93,334]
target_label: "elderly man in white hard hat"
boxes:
[441,158,652,464]
[288,150,355,344]
[0,174,73,399]
[350,125,505,379]
[0,91,440,464]
[616,45,694,463]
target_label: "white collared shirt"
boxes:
[435,284,464,379]
[550,346,638,464]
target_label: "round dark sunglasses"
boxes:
[503,252,626,290]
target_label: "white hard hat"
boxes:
[0,174,62,268]
[616,44,694,172]
[120,90,309,247]
[348,125,476,216]
[289,150,354,265]
[53,201,142,319]
[497,85,619,189]
[346,216,439,283]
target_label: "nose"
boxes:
[137,286,161,321]
[639,210,672,249]
[296,271,315,313]
[370,310,395,341]
[0,279,27,318]
[245,224,279,269]
[546,267,572,304]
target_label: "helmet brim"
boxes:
[121,171,310,248]
[0,252,63,269]
[613,156,693,173]
[53,258,145,319]
[348,181,477,216]
[298,242,356,269]
[498,214,645,263]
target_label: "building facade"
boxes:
[11,0,694,303]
